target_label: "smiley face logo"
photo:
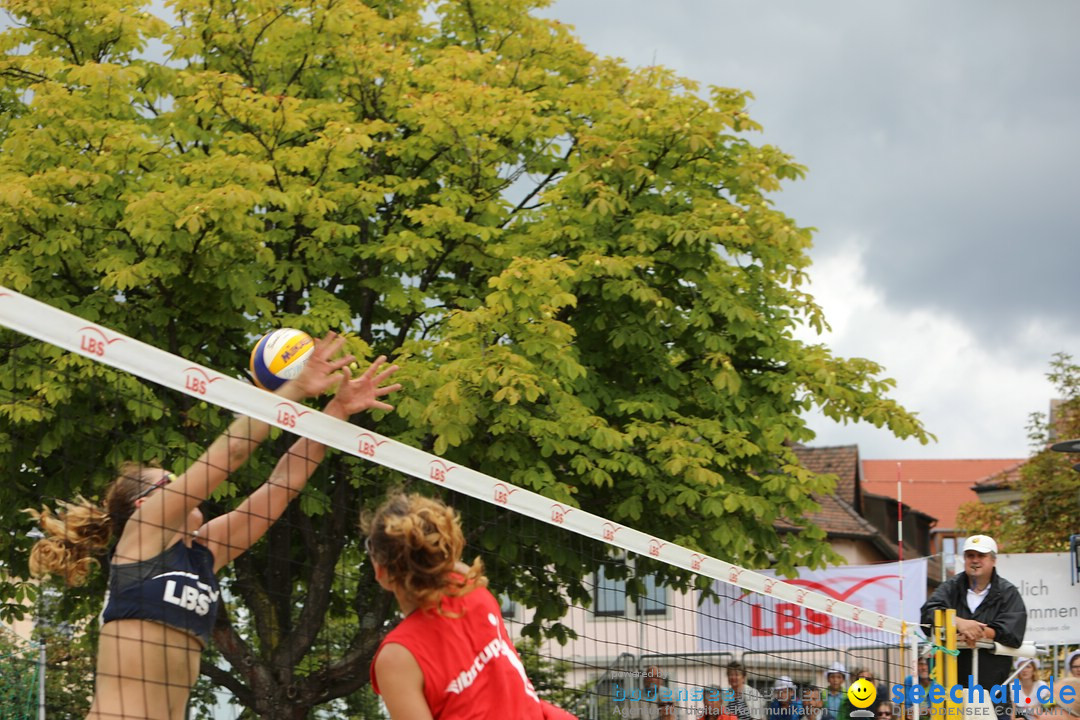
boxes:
[847,678,877,709]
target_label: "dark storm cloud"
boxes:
[546,0,1080,352]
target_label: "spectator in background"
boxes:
[622,664,669,718]
[837,668,885,720]
[1064,650,1080,680]
[820,662,848,720]
[726,661,765,720]
[768,677,804,720]
[698,687,737,720]
[902,656,932,719]
[1011,658,1050,720]
[643,665,666,700]
[875,704,896,720]
[804,686,823,720]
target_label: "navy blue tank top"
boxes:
[101,541,220,646]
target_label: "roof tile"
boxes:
[861,459,1024,529]
[792,445,860,506]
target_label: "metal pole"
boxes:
[37,641,45,720]
[908,631,921,720]
[897,464,904,613]
[933,610,943,687]
[945,609,958,717]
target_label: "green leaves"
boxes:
[0,0,934,713]
[957,353,1080,553]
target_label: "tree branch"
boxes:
[274,478,353,668]
[498,140,576,228]
[207,612,261,708]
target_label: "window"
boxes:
[500,594,517,620]
[593,564,666,617]
[595,564,628,616]
[637,573,666,615]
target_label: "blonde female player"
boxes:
[365,493,577,720]
[26,332,400,720]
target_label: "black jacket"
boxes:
[920,568,1026,689]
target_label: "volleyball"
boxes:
[249,329,315,390]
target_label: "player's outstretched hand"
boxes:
[333,355,402,415]
[285,332,356,400]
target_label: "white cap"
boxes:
[961,535,998,555]
[826,662,847,678]
[774,676,796,691]
[1014,657,1041,670]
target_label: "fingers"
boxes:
[359,354,398,377]
[372,366,400,385]
[311,332,354,372]
[326,353,357,372]
[357,355,400,388]
[375,382,403,397]
[313,331,343,360]
[359,355,389,380]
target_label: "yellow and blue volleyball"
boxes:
[249,329,314,390]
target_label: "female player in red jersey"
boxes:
[27,333,400,720]
[366,493,577,720]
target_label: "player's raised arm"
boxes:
[117,332,354,560]
[202,356,401,570]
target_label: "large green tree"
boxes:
[0,0,930,716]
[957,352,1080,552]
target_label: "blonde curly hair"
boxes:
[362,493,486,612]
[25,462,163,586]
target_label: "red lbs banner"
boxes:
[696,557,927,651]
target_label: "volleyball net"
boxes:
[0,628,41,720]
[0,288,921,719]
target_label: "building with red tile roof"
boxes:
[862,459,1024,529]
[788,446,937,569]
[861,458,1024,581]
[972,461,1027,504]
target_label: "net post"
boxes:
[933,609,944,688]
[906,626,922,719]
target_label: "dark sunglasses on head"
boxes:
[134,472,176,501]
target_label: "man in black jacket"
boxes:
[920,535,1026,710]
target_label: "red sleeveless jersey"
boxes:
[371,585,549,719]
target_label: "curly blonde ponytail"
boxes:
[25,497,112,586]
[24,462,164,586]
[364,493,487,612]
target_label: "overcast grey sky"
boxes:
[545,0,1080,459]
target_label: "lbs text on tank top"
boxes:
[100,541,220,647]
